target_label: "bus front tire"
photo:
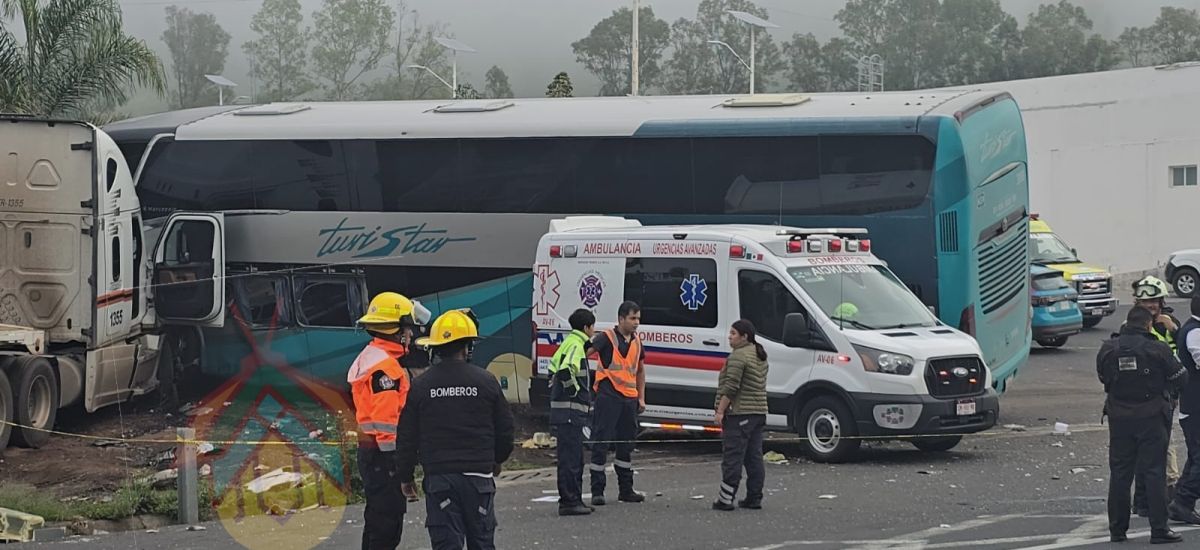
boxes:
[911,435,962,453]
[798,395,860,463]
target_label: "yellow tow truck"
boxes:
[1028,214,1117,329]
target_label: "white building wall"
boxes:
[945,64,1200,275]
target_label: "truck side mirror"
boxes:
[782,312,812,348]
[1071,248,1078,256]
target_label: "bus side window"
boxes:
[295,276,355,328]
[231,275,291,327]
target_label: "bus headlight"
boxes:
[854,345,914,375]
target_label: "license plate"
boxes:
[1089,308,1105,316]
[956,399,976,416]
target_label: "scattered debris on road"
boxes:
[1004,424,1027,432]
[764,451,788,464]
[818,494,837,500]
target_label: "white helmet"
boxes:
[1132,276,1170,300]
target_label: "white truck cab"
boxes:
[0,116,226,450]
[532,216,999,462]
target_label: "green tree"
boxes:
[364,4,454,101]
[664,0,784,95]
[0,0,164,119]
[782,32,824,91]
[1147,7,1200,65]
[484,65,513,98]
[1118,26,1155,67]
[820,37,860,91]
[243,0,311,102]
[455,83,481,99]
[162,6,231,109]
[311,0,395,101]
[933,0,1021,86]
[545,72,574,98]
[572,5,670,95]
[1019,0,1118,79]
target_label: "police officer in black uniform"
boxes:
[1099,306,1189,544]
[397,310,515,550]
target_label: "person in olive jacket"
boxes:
[713,319,770,511]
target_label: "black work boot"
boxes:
[1151,529,1183,544]
[558,503,593,516]
[1110,532,1127,543]
[1168,501,1200,525]
[711,500,735,511]
[618,490,645,503]
[591,494,606,506]
[738,498,763,510]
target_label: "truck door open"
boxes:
[152,213,226,327]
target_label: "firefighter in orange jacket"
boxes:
[349,292,431,550]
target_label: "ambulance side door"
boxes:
[624,240,726,417]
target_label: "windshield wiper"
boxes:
[830,316,877,330]
[877,323,933,330]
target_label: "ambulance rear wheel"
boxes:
[798,396,859,463]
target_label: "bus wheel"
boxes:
[798,396,860,463]
[0,368,13,450]
[10,357,59,449]
[911,435,962,453]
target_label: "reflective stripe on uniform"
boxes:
[378,440,396,452]
[359,421,397,434]
[588,463,606,472]
[550,401,592,413]
[614,459,633,470]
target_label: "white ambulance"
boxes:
[531,216,999,462]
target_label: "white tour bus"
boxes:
[532,216,1000,462]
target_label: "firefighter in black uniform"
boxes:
[397,309,515,550]
[1099,306,1189,544]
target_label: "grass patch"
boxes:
[0,482,188,522]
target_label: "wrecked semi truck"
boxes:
[0,116,228,449]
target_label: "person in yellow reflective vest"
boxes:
[547,308,597,516]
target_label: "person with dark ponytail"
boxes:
[713,319,770,511]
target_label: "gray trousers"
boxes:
[718,414,766,505]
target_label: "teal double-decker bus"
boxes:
[105,90,1030,404]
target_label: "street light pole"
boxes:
[632,0,639,96]
[749,26,756,95]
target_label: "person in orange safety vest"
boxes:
[348,291,431,550]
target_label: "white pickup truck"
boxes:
[0,116,228,449]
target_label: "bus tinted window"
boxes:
[139,140,258,214]
[576,138,692,214]
[255,141,350,211]
[801,135,935,215]
[456,139,578,212]
[693,136,819,215]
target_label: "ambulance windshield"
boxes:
[787,264,938,330]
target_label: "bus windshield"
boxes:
[788,265,939,330]
[1029,232,1079,264]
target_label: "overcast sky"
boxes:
[111,0,1198,112]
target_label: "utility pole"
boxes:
[632,0,640,95]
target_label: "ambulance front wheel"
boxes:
[911,435,962,453]
[798,395,860,463]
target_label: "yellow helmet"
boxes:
[357,292,431,334]
[416,309,479,347]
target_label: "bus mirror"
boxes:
[782,312,812,348]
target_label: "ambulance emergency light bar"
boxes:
[774,227,870,255]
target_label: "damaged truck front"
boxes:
[0,116,226,449]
